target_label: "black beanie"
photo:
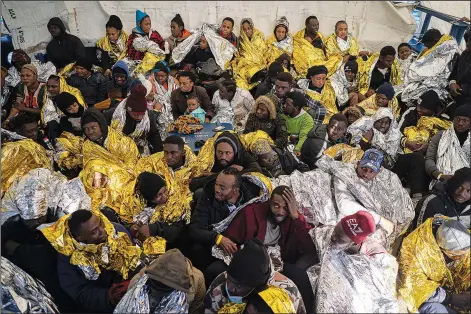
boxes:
[55,92,78,113]
[106,15,123,30]
[417,90,442,113]
[454,105,471,119]
[286,91,306,109]
[267,62,284,78]
[306,65,328,79]
[137,172,167,201]
[75,57,93,71]
[344,60,358,74]
[227,238,270,287]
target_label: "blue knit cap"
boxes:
[136,10,148,33]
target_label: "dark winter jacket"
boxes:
[301,124,335,169]
[106,60,133,97]
[68,72,108,106]
[243,114,288,149]
[448,50,471,107]
[46,17,86,69]
[170,86,215,120]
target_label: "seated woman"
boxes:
[96,15,128,78]
[293,16,327,78]
[331,58,366,108]
[243,95,288,148]
[266,17,294,66]
[166,14,192,54]
[54,92,85,137]
[232,18,268,91]
[127,10,167,75]
[324,20,364,62]
[357,82,400,120]
[67,57,108,107]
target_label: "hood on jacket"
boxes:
[81,107,109,142]
[252,96,277,120]
[47,17,66,35]
[307,124,328,140]
[112,60,130,78]
[145,248,190,293]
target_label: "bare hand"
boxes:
[416,142,428,153]
[450,83,462,97]
[218,236,238,255]
[363,129,374,142]
[205,118,210,123]
[230,165,243,171]
[282,188,299,219]
[365,89,375,98]
[14,102,27,112]
[405,140,422,151]
[130,224,150,241]
[451,291,471,310]
[104,69,112,78]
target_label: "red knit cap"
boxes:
[126,84,147,114]
[340,210,376,245]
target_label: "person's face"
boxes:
[46,79,61,97]
[170,21,183,38]
[330,223,355,249]
[114,73,127,86]
[75,65,90,78]
[106,27,120,42]
[346,113,359,126]
[20,69,37,87]
[128,109,145,121]
[274,80,291,98]
[83,121,103,142]
[373,117,391,134]
[186,98,199,113]
[226,275,254,297]
[336,23,348,40]
[242,22,253,38]
[327,120,347,141]
[179,76,194,92]
[48,24,61,38]
[375,93,389,107]
[416,104,435,117]
[398,46,411,60]
[454,116,471,133]
[199,36,209,49]
[19,122,38,139]
[283,98,296,116]
[153,186,169,205]
[214,173,238,202]
[140,17,151,34]
[356,163,378,182]
[306,18,319,35]
[216,142,235,167]
[154,71,168,85]
[275,26,287,41]
[310,73,327,89]
[379,55,395,69]
[281,59,289,68]
[66,102,80,114]
[22,216,48,230]
[163,143,185,167]
[75,215,107,245]
[256,103,270,120]
[270,193,288,222]
[345,70,356,82]
[454,181,471,204]
[221,20,233,37]
[219,86,234,101]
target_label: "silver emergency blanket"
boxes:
[1,257,59,313]
[212,244,284,272]
[436,126,471,176]
[272,34,294,55]
[114,273,189,313]
[330,66,354,106]
[306,225,334,290]
[172,23,237,70]
[132,30,168,57]
[152,76,177,140]
[1,168,91,225]
[1,128,27,141]
[401,38,460,103]
[394,53,418,94]
[271,170,337,226]
[316,157,414,248]
[315,248,399,313]
[5,60,56,87]
[347,107,401,157]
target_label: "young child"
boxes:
[184,95,206,123]
[397,43,417,82]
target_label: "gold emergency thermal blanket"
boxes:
[324,34,360,59]
[398,217,471,313]
[96,30,129,64]
[358,52,402,95]
[41,211,141,281]
[298,78,339,124]
[1,139,52,196]
[292,29,326,78]
[232,25,268,90]
[54,131,85,170]
[401,35,460,103]
[266,34,294,66]
[402,116,452,153]
[357,94,400,120]
[1,257,59,313]
[324,143,364,163]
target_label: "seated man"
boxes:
[251,138,309,178]
[398,218,470,313]
[301,113,348,169]
[449,28,471,107]
[357,82,400,119]
[211,78,255,132]
[317,148,415,248]
[104,84,163,155]
[204,238,306,314]
[190,131,261,192]
[425,105,471,185]
[188,168,265,277]
[106,60,133,97]
[67,57,108,106]
[10,113,54,150]
[219,17,239,48]
[414,167,471,229]
[267,72,295,114]
[280,91,315,155]
[41,210,142,313]
[254,62,284,99]
[243,95,288,149]
[212,185,317,313]
[170,71,214,121]
[116,248,205,314]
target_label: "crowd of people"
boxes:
[1,10,470,314]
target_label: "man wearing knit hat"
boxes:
[81,107,109,145]
[106,60,133,98]
[103,83,163,154]
[68,57,108,106]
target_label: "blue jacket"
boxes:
[186,107,207,123]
